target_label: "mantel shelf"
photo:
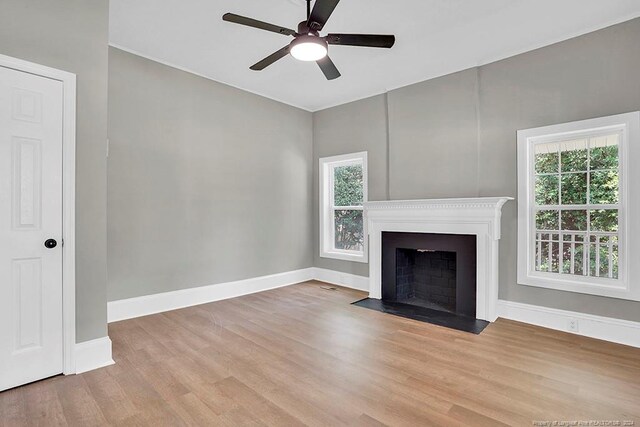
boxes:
[365,197,513,211]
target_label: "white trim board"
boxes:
[75,337,114,374]
[497,299,640,348]
[0,53,77,375]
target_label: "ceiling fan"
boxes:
[222,0,395,80]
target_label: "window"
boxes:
[319,152,368,262]
[517,112,640,300]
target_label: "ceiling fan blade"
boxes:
[223,13,296,36]
[317,56,341,80]
[307,0,340,31]
[326,34,395,48]
[250,46,291,71]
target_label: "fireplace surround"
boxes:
[364,197,512,322]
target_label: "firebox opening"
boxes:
[395,248,457,313]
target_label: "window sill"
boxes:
[320,250,368,263]
[517,272,635,300]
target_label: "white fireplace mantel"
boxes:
[364,197,513,322]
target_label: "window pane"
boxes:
[561,241,587,275]
[597,238,611,278]
[536,210,559,231]
[560,139,588,172]
[334,209,364,251]
[561,243,571,274]
[587,237,618,279]
[550,241,560,273]
[535,153,558,174]
[560,173,587,204]
[574,243,585,275]
[536,234,560,273]
[561,210,587,231]
[589,242,598,277]
[590,134,618,170]
[535,142,559,174]
[537,241,549,272]
[590,170,618,204]
[559,241,586,276]
[590,209,618,232]
[333,164,363,206]
[612,240,619,279]
[535,175,558,205]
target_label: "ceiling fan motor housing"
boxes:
[297,21,318,36]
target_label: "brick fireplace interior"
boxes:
[382,231,478,318]
[395,248,457,313]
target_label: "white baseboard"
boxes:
[497,299,640,348]
[108,268,316,323]
[312,267,370,291]
[75,336,115,374]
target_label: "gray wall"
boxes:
[107,48,313,301]
[0,0,109,341]
[388,69,481,200]
[313,18,640,322]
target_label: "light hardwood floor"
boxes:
[1,281,639,426]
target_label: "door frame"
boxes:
[0,53,77,375]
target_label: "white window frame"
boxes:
[517,112,640,301]
[319,152,368,263]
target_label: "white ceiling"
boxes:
[109,0,640,112]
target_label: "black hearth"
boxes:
[353,231,489,334]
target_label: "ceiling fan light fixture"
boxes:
[290,36,328,61]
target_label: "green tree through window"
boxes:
[533,133,620,279]
[333,165,364,251]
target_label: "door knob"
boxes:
[44,239,57,249]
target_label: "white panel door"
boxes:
[0,65,64,391]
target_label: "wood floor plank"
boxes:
[213,376,306,427]
[54,375,108,426]
[1,281,639,426]
[351,414,389,427]
[164,392,221,426]
[0,386,28,427]
[81,368,138,424]
[22,379,68,426]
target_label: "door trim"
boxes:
[0,53,77,375]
